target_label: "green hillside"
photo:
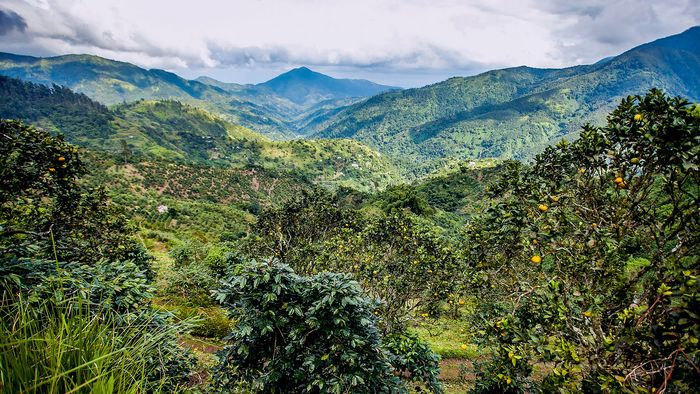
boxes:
[0,52,296,138]
[0,76,401,192]
[0,55,398,140]
[308,26,700,177]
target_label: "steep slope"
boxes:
[0,75,113,142]
[308,26,700,176]
[0,76,400,192]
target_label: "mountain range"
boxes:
[0,26,698,177]
[306,26,700,175]
[0,53,397,139]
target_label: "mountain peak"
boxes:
[257,67,398,106]
[264,66,327,84]
[290,66,313,73]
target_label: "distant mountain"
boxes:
[256,67,399,106]
[0,53,398,139]
[0,52,298,139]
[0,75,400,192]
[307,26,700,177]
[195,68,398,133]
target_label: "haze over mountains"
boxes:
[0,26,698,177]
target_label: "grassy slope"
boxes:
[110,100,402,192]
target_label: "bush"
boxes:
[162,260,216,307]
[213,261,405,393]
[384,332,443,393]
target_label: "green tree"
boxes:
[248,188,356,273]
[467,90,699,392]
[0,120,153,289]
[317,212,464,332]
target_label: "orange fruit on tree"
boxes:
[538,204,548,212]
[531,255,542,264]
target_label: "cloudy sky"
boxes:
[0,0,698,87]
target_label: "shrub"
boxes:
[213,261,404,393]
[317,212,463,331]
[162,260,217,307]
[384,331,443,393]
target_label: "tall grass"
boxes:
[0,294,190,393]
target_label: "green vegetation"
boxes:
[1,29,699,392]
[0,54,396,139]
[214,261,441,393]
[1,121,195,392]
[464,90,699,392]
[309,27,700,177]
[0,76,402,194]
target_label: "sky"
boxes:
[0,0,698,87]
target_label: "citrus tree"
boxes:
[247,188,356,273]
[467,90,699,392]
[0,120,195,389]
[317,212,464,332]
[1,119,153,289]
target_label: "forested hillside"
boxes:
[0,76,401,192]
[0,54,397,139]
[309,26,700,176]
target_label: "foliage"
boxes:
[373,184,432,215]
[0,120,196,390]
[466,90,700,392]
[162,260,217,307]
[0,120,153,287]
[4,258,154,313]
[166,304,232,339]
[213,261,405,393]
[384,331,443,393]
[248,188,357,272]
[0,294,194,393]
[1,75,402,193]
[317,212,464,332]
[0,75,113,141]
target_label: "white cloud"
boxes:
[0,0,697,86]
